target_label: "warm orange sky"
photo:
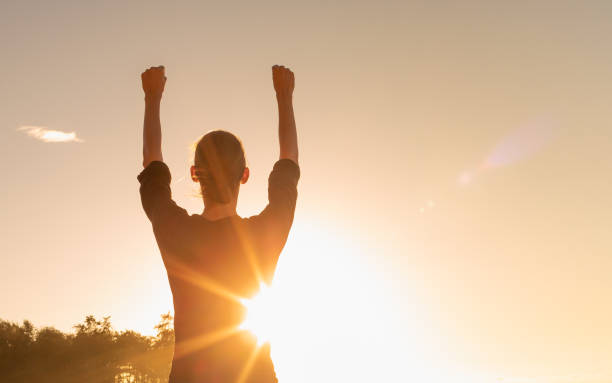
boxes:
[1,1,612,382]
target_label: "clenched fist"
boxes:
[272,65,295,99]
[142,66,166,98]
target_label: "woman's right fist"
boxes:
[272,65,295,98]
[141,66,166,98]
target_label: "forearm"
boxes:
[277,95,298,164]
[142,95,163,168]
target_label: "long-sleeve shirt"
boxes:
[137,159,300,383]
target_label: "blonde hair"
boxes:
[193,130,246,204]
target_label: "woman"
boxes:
[138,64,299,383]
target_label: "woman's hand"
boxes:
[142,65,166,100]
[272,65,294,100]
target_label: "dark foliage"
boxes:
[0,314,174,383]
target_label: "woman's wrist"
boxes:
[276,93,293,105]
[145,93,163,104]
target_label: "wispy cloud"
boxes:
[18,126,84,143]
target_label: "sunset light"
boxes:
[3,1,612,382]
[239,283,278,345]
[236,223,421,383]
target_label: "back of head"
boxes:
[194,130,246,204]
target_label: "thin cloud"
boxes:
[18,126,84,143]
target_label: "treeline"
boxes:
[0,314,175,383]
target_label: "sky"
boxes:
[1,0,612,382]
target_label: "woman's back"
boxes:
[138,159,300,383]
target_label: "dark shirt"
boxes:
[137,159,300,383]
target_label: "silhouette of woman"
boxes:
[138,65,299,383]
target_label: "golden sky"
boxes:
[1,1,611,382]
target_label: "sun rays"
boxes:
[239,283,277,345]
[162,248,269,382]
[165,256,244,303]
[160,222,424,383]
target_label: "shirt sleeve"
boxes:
[248,159,300,283]
[137,161,188,227]
[267,159,300,213]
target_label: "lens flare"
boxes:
[484,119,555,169]
[459,118,557,185]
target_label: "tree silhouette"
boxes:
[0,314,175,383]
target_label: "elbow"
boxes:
[142,152,151,168]
[279,150,299,165]
[143,150,163,168]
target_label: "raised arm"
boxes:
[272,65,299,165]
[141,66,167,168]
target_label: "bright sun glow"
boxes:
[239,283,278,345]
[231,222,480,383]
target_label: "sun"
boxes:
[239,283,280,345]
[234,222,450,383]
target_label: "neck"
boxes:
[202,200,237,221]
